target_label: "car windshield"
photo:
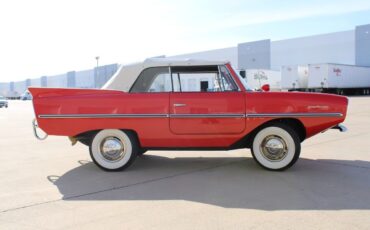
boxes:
[0,96,4,100]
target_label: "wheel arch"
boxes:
[74,129,142,147]
[235,118,306,149]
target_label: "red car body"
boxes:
[29,59,348,171]
[30,87,347,147]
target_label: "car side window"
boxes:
[171,65,238,92]
[130,67,172,93]
[172,72,220,92]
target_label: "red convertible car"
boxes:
[29,58,348,171]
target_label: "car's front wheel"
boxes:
[89,129,138,171]
[251,124,301,171]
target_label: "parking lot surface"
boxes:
[0,97,370,229]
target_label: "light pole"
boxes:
[95,56,99,88]
[95,56,100,72]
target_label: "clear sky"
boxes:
[1,0,370,82]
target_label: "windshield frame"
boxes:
[235,70,254,92]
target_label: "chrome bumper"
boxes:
[331,124,347,132]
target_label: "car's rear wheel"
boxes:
[251,124,300,171]
[89,129,138,171]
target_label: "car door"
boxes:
[169,65,246,135]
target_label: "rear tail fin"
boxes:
[28,87,121,98]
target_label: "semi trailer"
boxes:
[281,65,309,91]
[307,64,370,95]
[239,69,281,91]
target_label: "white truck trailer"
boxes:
[281,65,309,91]
[307,64,370,95]
[239,69,281,91]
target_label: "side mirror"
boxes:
[261,84,270,92]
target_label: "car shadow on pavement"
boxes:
[49,154,370,210]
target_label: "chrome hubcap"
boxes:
[260,135,288,161]
[100,137,125,162]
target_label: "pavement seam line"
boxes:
[0,159,244,214]
[310,160,370,170]
[305,131,369,148]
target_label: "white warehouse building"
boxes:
[1,23,369,97]
[0,64,119,98]
[172,23,370,92]
[174,23,370,70]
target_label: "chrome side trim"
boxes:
[39,112,343,119]
[245,113,343,118]
[170,114,245,118]
[38,114,169,119]
[38,113,245,119]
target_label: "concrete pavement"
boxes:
[0,98,370,229]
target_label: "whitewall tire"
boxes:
[251,124,301,171]
[89,129,138,171]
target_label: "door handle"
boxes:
[174,103,186,107]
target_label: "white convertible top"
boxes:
[102,57,229,92]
